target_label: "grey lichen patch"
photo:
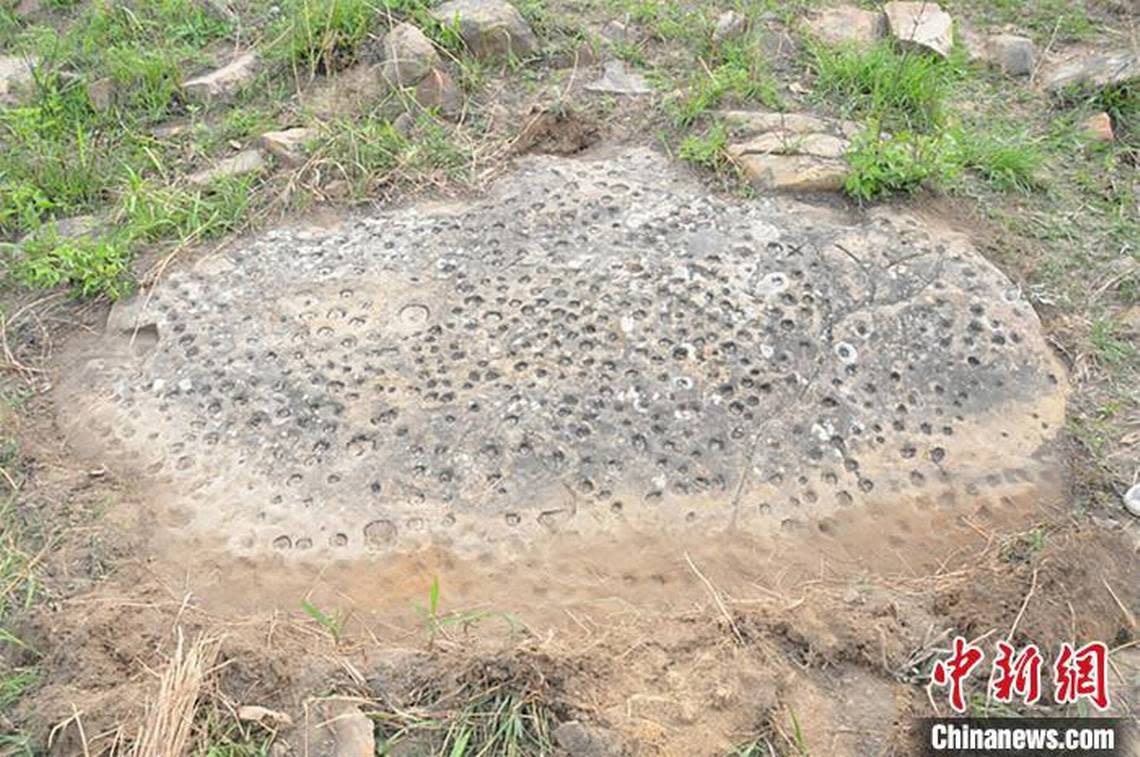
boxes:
[56,150,1066,558]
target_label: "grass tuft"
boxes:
[810,42,959,132]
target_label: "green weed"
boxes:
[844,126,951,200]
[416,576,516,646]
[5,232,133,300]
[300,599,347,641]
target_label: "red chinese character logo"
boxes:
[991,641,1042,705]
[932,636,985,713]
[1054,641,1110,710]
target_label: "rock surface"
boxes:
[260,127,317,165]
[187,149,265,185]
[713,10,747,43]
[58,149,1068,558]
[585,59,651,95]
[430,0,538,60]
[414,68,462,116]
[380,22,439,87]
[986,34,1036,76]
[726,111,855,192]
[1081,112,1114,143]
[884,1,953,58]
[554,721,624,756]
[1043,49,1140,94]
[0,55,36,104]
[1125,484,1140,518]
[182,51,258,102]
[804,6,884,48]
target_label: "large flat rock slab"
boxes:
[55,149,1067,558]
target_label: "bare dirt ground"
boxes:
[1,0,1138,755]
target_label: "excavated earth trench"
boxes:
[54,149,1068,566]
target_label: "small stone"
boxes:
[1044,50,1140,95]
[585,59,651,96]
[713,10,747,43]
[884,1,953,59]
[721,110,860,138]
[757,28,798,60]
[986,34,1036,76]
[731,153,849,192]
[553,721,623,757]
[14,0,41,17]
[236,704,294,727]
[1124,483,1140,518]
[151,379,166,393]
[260,127,317,166]
[380,23,439,87]
[415,68,462,117]
[600,20,642,46]
[392,112,416,136]
[328,703,374,757]
[430,0,538,61]
[804,6,884,48]
[1082,112,1114,143]
[0,55,36,105]
[182,51,258,103]
[177,378,193,393]
[87,77,115,111]
[187,149,266,186]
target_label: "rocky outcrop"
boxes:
[380,22,440,87]
[804,6,884,48]
[985,34,1036,76]
[182,51,258,103]
[585,59,651,95]
[259,127,317,166]
[430,0,538,60]
[724,110,856,192]
[884,1,953,58]
[187,149,265,186]
[1043,49,1140,95]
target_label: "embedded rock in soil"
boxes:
[56,149,1068,559]
[187,148,265,185]
[1043,49,1140,95]
[182,51,258,102]
[884,1,953,59]
[0,54,36,104]
[430,0,537,61]
[725,110,855,192]
[803,6,884,48]
[380,22,439,87]
[260,127,317,166]
[585,60,651,96]
[985,34,1036,77]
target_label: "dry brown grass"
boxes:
[131,630,220,757]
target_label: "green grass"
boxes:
[309,116,472,198]
[665,36,784,128]
[810,41,962,132]
[270,0,375,73]
[679,123,729,170]
[952,0,1096,43]
[1088,319,1136,366]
